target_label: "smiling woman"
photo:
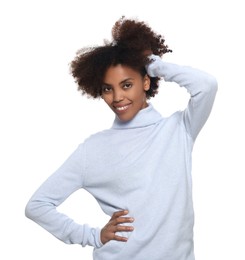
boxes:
[25,16,217,260]
[101,65,150,122]
[70,16,172,99]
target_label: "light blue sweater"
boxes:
[25,58,217,260]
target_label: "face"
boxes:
[102,64,150,122]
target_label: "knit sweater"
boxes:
[25,58,217,260]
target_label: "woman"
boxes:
[25,16,217,259]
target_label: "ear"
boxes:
[143,74,150,91]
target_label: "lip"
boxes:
[113,103,131,114]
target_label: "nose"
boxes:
[113,89,124,103]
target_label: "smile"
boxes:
[115,105,129,111]
[113,104,132,114]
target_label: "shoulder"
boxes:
[156,110,188,135]
[83,128,114,148]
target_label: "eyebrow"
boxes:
[103,78,134,86]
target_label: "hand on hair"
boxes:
[145,54,164,77]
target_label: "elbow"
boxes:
[201,73,218,95]
[25,200,34,220]
[25,198,56,221]
[25,199,41,221]
[208,74,218,93]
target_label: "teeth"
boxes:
[116,105,129,111]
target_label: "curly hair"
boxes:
[70,16,172,99]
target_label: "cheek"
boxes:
[135,90,147,102]
[102,95,112,106]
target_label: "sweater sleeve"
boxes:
[25,143,103,248]
[146,54,218,140]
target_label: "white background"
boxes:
[1,0,244,259]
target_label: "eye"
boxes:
[123,82,132,89]
[102,85,112,93]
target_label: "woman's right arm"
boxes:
[25,144,103,248]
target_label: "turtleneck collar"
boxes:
[111,103,163,129]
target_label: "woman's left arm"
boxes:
[146,54,218,140]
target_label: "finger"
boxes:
[115,225,134,232]
[111,210,129,219]
[113,234,129,242]
[113,216,134,225]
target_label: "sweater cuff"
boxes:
[86,227,103,248]
[94,227,103,248]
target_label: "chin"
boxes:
[117,113,136,122]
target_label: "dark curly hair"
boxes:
[70,16,172,99]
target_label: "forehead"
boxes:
[103,64,141,83]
